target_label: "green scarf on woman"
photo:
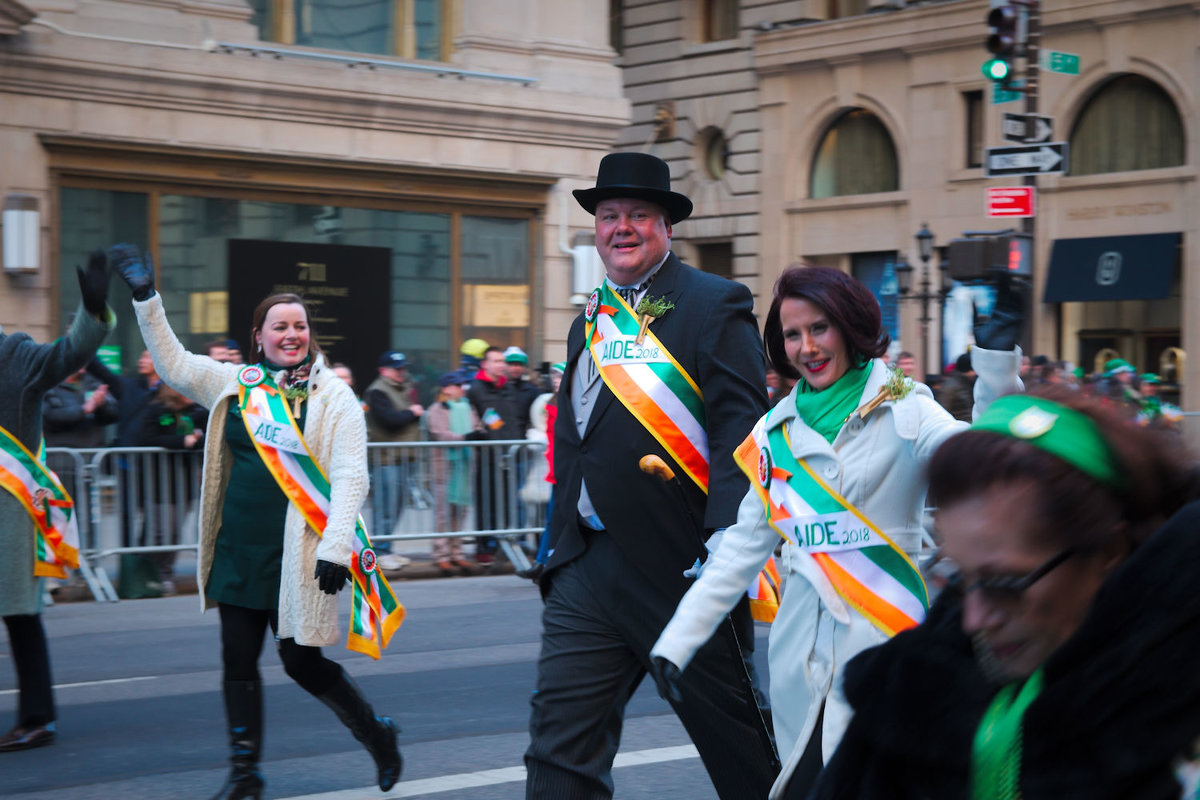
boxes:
[792,360,872,444]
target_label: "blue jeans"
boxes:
[370,463,405,553]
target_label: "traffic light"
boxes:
[948,233,1032,281]
[983,4,1019,86]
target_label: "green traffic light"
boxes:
[982,58,1011,82]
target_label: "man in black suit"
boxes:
[524,153,779,799]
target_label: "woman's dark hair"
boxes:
[929,385,1199,555]
[249,293,322,364]
[764,265,890,380]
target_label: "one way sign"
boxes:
[985,142,1069,177]
[1002,112,1053,143]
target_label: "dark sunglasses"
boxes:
[943,547,1076,606]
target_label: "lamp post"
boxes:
[895,223,950,376]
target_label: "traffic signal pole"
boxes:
[1021,0,1040,355]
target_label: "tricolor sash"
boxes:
[585,284,709,490]
[734,417,929,636]
[237,365,405,659]
[585,285,780,622]
[0,427,79,578]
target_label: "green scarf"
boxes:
[971,667,1045,800]
[792,361,872,444]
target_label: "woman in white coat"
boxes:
[111,244,401,800]
[649,265,1021,799]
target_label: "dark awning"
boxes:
[1043,233,1179,303]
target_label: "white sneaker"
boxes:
[377,554,411,571]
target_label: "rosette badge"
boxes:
[634,295,675,345]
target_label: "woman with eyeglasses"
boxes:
[809,386,1200,799]
[649,265,1024,799]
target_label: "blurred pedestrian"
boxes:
[363,351,424,571]
[1136,373,1182,429]
[136,382,208,595]
[651,266,1023,799]
[207,339,236,364]
[936,352,977,422]
[111,244,402,798]
[894,350,916,378]
[42,365,118,447]
[0,250,112,752]
[810,388,1200,799]
[425,370,481,575]
[466,346,518,565]
[517,361,564,582]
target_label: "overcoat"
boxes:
[652,348,1021,798]
[134,295,367,646]
[0,308,113,616]
[545,251,767,596]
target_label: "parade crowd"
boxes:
[3,152,1200,800]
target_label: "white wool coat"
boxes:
[651,348,1022,799]
[134,294,368,646]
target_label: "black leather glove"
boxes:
[464,430,487,441]
[974,274,1024,351]
[76,250,110,317]
[314,559,350,595]
[108,242,156,301]
[649,656,683,705]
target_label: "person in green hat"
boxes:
[808,386,1200,799]
[1135,372,1182,428]
[1097,357,1142,410]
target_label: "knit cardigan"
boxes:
[133,294,368,646]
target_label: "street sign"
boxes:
[1041,50,1080,74]
[992,80,1024,104]
[1002,112,1053,143]
[985,142,1068,177]
[987,186,1036,218]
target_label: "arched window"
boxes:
[810,110,899,198]
[1069,75,1185,176]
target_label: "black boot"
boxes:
[210,680,264,800]
[317,671,402,791]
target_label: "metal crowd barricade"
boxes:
[82,447,205,602]
[52,438,550,603]
[364,439,547,571]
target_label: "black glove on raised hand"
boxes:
[108,243,156,301]
[76,250,111,317]
[649,656,683,705]
[974,274,1025,351]
[314,559,350,595]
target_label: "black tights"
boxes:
[2,615,54,727]
[218,604,341,695]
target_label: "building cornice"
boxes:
[0,0,34,37]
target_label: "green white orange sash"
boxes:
[584,284,709,490]
[734,417,928,636]
[585,284,780,622]
[237,365,405,659]
[0,427,79,578]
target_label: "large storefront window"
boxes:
[247,0,449,61]
[59,188,528,399]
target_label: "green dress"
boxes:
[206,400,306,609]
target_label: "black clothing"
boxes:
[41,373,118,447]
[2,615,54,727]
[811,500,1200,800]
[467,372,519,440]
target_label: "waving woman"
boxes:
[111,244,402,800]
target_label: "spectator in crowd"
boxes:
[0,249,112,752]
[467,346,518,565]
[363,350,424,572]
[504,346,541,436]
[517,362,564,583]
[42,366,118,448]
[937,352,977,422]
[1135,373,1182,429]
[425,370,481,576]
[206,339,237,364]
[86,350,162,549]
[459,337,489,372]
[223,339,244,365]
[1094,358,1142,414]
[894,350,916,378]
[136,383,208,595]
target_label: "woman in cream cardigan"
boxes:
[649,266,1022,799]
[111,244,400,800]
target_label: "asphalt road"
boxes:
[0,575,774,799]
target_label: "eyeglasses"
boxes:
[942,547,1076,606]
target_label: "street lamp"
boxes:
[895,223,951,376]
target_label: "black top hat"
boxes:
[573,152,693,224]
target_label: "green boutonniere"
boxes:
[634,295,675,344]
[858,366,915,419]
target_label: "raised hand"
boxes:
[314,559,350,595]
[108,243,156,301]
[76,250,111,316]
[974,274,1025,352]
